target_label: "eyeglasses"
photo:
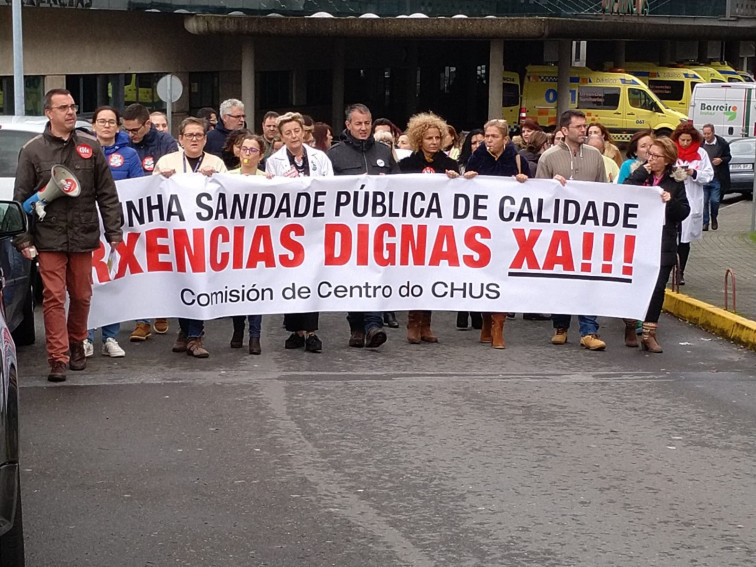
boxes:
[51,104,78,113]
[95,119,117,126]
[124,123,145,135]
[240,147,260,154]
[647,152,664,160]
[227,114,246,120]
[182,133,205,140]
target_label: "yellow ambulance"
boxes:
[688,66,728,84]
[501,71,521,129]
[709,62,746,83]
[619,63,703,115]
[519,65,688,142]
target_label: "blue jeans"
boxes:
[88,323,120,343]
[178,318,204,338]
[347,312,383,333]
[703,178,721,225]
[552,314,599,336]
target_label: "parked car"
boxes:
[0,116,90,346]
[727,137,756,196]
[0,200,26,566]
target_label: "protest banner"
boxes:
[88,172,665,328]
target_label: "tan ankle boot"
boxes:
[420,311,438,343]
[480,313,492,343]
[623,318,638,348]
[641,322,662,353]
[407,311,422,344]
[490,313,506,349]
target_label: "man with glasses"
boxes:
[536,110,608,351]
[122,103,178,342]
[153,117,227,358]
[122,103,178,174]
[13,89,123,382]
[205,98,246,158]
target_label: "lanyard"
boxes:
[183,152,204,173]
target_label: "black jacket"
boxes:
[701,134,731,192]
[128,125,178,173]
[466,141,531,178]
[327,130,399,176]
[624,164,690,267]
[398,151,460,174]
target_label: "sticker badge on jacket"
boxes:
[142,156,155,172]
[109,153,124,168]
[76,144,93,159]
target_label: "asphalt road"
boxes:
[17,310,756,567]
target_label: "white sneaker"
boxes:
[102,338,126,358]
[83,339,94,358]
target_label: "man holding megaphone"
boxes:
[13,88,123,383]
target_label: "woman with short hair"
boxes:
[265,112,334,353]
[623,136,690,352]
[464,119,529,349]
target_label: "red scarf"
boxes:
[675,140,701,163]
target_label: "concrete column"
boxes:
[405,42,419,118]
[241,37,255,132]
[487,39,504,121]
[108,74,124,110]
[557,40,571,120]
[331,39,345,131]
[613,41,626,68]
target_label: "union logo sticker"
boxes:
[142,156,155,171]
[76,144,93,159]
[109,153,124,168]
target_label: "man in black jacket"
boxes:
[327,104,399,349]
[701,124,731,231]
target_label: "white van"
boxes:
[689,83,756,139]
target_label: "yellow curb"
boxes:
[663,290,756,351]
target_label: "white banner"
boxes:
[88,173,666,328]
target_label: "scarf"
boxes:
[675,140,701,163]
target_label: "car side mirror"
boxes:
[0,201,28,238]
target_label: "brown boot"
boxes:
[186,336,210,358]
[623,318,639,348]
[491,313,506,349]
[407,311,422,344]
[480,313,493,343]
[69,341,87,371]
[419,311,438,343]
[641,322,663,353]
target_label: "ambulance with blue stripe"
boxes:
[519,65,688,142]
[618,63,703,115]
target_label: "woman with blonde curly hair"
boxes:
[399,112,460,344]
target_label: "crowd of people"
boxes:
[13,89,730,382]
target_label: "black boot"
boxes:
[230,316,245,348]
[456,312,469,329]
